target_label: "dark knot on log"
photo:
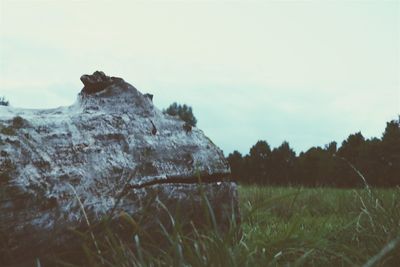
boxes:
[80,71,121,94]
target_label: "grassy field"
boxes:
[238,186,400,266]
[56,185,400,267]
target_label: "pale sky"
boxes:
[0,0,399,155]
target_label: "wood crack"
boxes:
[125,172,233,190]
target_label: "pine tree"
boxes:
[0,96,9,106]
[163,102,197,127]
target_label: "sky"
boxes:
[0,0,399,156]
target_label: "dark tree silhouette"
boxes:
[269,141,296,185]
[325,141,337,155]
[338,132,365,164]
[248,140,271,184]
[0,96,9,106]
[335,132,367,186]
[358,137,382,186]
[164,102,197,127]
[380,117,400,185]
[296,147,325,187]
[227,151,244,182]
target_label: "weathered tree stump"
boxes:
[0,71,239,265]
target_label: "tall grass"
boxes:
[240,186,400,266]
[43,184,400,267]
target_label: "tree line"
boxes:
[227,116,400,188]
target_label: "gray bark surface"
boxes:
[0,72,238,265]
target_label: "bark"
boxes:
[0,71,239,265]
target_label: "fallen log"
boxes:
[0,71,239,265]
